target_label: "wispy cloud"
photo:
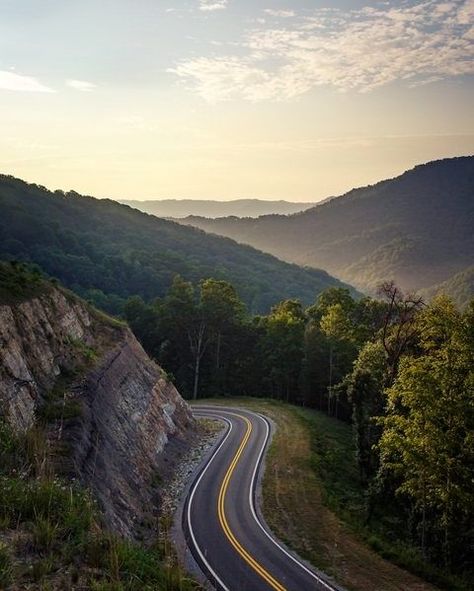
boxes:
[0,70,53,93]
[66,79,96,92]
[263,9,295,18]
[171,0,474,102]
[199,0,228,11]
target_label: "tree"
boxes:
[162,276,207,399]
[200,279,246,394]
[378,281,424,386]
[123,296,162,357]
[378,296,474,566]
[258,300,306,402]
[346,341,386,483]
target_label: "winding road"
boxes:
[183,406,341,591]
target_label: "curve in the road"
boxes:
[183,406,342,591]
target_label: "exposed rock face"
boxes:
[0,287,194,536]
[71,331,193,534]
[0,288,95,431]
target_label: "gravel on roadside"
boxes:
[160,418,224,517]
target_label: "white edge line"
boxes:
[186,416,233,591]
[195,407,339,591]
[250,412,338,591]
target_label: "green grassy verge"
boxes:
[0,420,200,591]
[197,398,469,591]
[297,407,470,591]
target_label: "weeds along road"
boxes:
[184,406,343,591]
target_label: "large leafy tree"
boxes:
[346,341,386,484]
[258,300,306,402]
[200,279,247,396]
[378,297,474,566]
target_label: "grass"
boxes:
[0,261,48,304]
[0,419,201,590]
[66,336,98,362]
[37,372,84,426]
[299,409,469,591]
[37,346,98,428]
[196,398,459,591]
[0,543,13,587]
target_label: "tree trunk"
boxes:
[190,322,207,401]
[192,354,200,400]
[328,343,333,415]
[421,479,426,559]
[216,331,221,370]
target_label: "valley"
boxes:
[178,157,474,305]
[2,1,473,588]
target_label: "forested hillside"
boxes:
[420,266,474,309]
[119,198,314,218]
[180,157,474,297]
[0,175,351,314]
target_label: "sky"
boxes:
[0,0,473,202]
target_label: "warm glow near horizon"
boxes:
[0,0,473,202]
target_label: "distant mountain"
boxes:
[179,157,474,296]
[0,175,353,314]
[118,198,314,219]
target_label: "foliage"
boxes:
[0,543,12,588]
[378,297,474,572]
[134,279,474,585]
[0,260,48,304]
[0,174,352,314]
[0,419,199,590]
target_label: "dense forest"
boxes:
[125,275,474,589]
[0,175,351,315]
[179,157,474,303]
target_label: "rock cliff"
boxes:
[0,283,194,536]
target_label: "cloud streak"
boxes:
[66,79,96,92]
[0,70,53,93]
[172,0,474,102]
[199,0,228,11]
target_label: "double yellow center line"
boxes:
[217,414,287,591]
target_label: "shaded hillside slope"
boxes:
[180,157,474,294]
[119,198,314,218]
[0,175,353,314]
[419,266,474,309]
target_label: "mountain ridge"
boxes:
[118,198,315,218]
[178,156,474,300]
[0,174,354,314]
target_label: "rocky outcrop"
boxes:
[0,288,95,431]
[70,330,193,534]
[0,286,194,536]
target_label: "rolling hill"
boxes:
[179,157,474,298]
[118,198,314,219]
[0,175,352,314]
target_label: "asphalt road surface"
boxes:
[183,406,342,591]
